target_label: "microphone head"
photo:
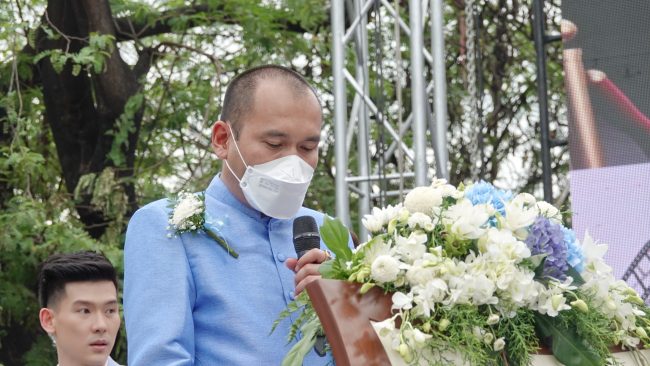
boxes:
[293,216,320,258]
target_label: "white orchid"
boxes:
[394,232,428,263]
[499,193,539,240]
[392,291,414,311]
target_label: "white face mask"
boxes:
[224,125,314,219]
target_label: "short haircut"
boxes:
[37,251,118,308]
[220,65,321,138]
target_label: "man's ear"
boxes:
[39,308,55,334]
[211,121,230,159]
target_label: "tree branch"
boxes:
[112,3,325,42]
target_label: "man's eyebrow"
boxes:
[261,129,320,142]
[72,299,118,306]
[261,130,288,138]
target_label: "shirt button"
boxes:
[277,253,286,262]
[288,291,295,300]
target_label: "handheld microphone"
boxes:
[292,216,321,259]
[292,215,327,357]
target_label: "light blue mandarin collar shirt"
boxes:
[124,175,343,365]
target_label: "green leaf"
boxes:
[281,317,319,366]
[319,216,352,261]
[534,313,602,366]
[318,259,334,278]
[533,255,548,279]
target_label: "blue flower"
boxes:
[525,217,568,280]
[464,181,513,226]
[562,227,584,273]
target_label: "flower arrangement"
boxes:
[167,192,238,258]
[276,179,650,365]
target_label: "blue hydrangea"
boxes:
[464,181,513,226]
[562,226,584,273]
[525,217,569,280]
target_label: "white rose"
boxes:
[371,255,401,283]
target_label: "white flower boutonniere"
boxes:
[168,192,238,258]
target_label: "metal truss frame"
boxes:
[331,0,449,238]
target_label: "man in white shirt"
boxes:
[38,251,122,366]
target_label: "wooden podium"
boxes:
[305,279,650,366]
[306,279,393,366]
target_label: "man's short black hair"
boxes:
[220,65,321,138]
[37,251,118,308]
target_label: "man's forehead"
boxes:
[62,281,118,300]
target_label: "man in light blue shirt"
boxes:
[124,65,348,365]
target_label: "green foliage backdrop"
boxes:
[0,0,564,364]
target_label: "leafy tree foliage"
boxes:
[0,0,564,364]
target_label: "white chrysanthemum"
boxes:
[431,178,464,199]
[371,255,401,283]
[536,201,562,223]
[404,186,443,215]
[170,193,204,229]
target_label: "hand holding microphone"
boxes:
[286,216,331,295]
[289,216,330,357]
